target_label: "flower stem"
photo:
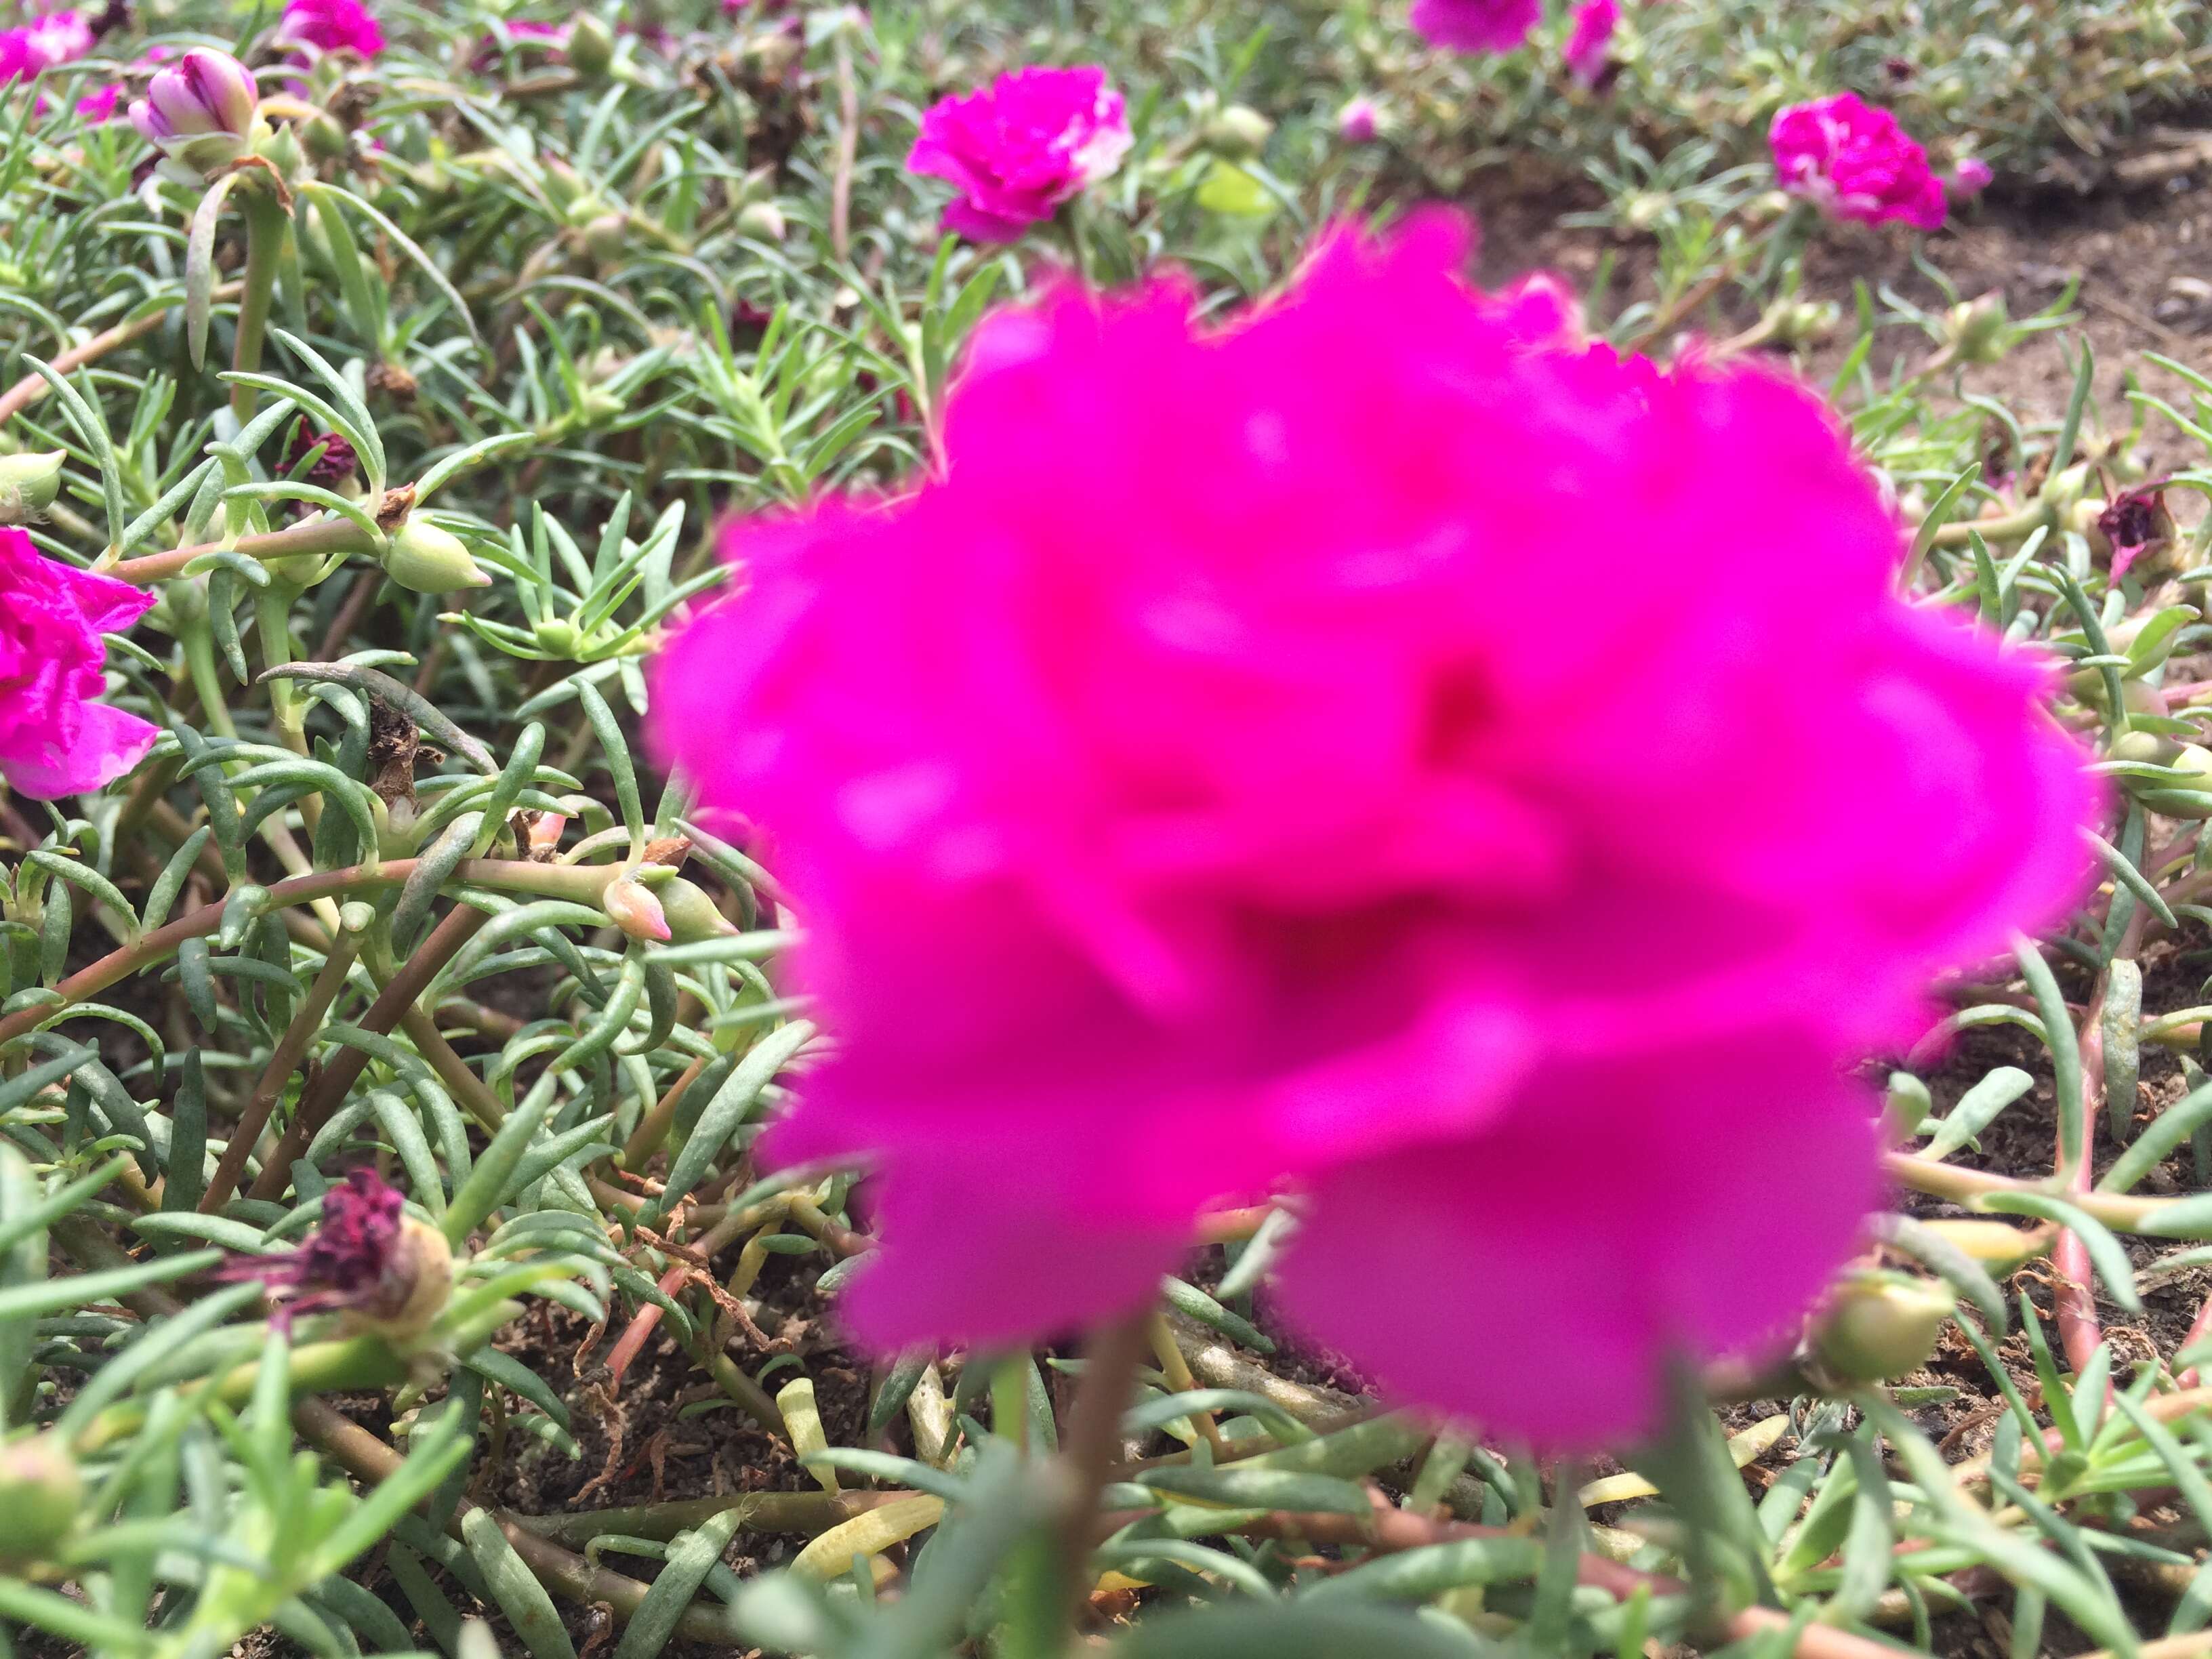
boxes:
[231,189,290,421]
[1054,1313,1151,1621]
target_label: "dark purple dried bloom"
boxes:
[217,1166,404,1331]
[2100,487,2172,581]
[285,417,359,489]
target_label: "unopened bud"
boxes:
[1336,97,1380,145]
[569,13,614,77]
[1944,293,2010,365]
[383,518,491,594]
[1812,1271,1955,1382]
[582,211,629,264]
[603,870,671,941]
[301,109,348,163]
[659,876,737,943]
[1202,104,1273,161]
[0,1436,83,1563]
[2112,729,2182,768]
[0,451,65,524]
[129,48,260,174]
[527,812,567,855]
[737,199,787,242]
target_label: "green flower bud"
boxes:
[301,110,349,164]
[659,876,737,943]
[569,13,615,77]
[1813,1271,1955,1382]
[384,519,491,594]
[583,212,630,265]
[0,451,65,524]
[0,1436,83,1563]
[1202,104,1274,161]
[1883,1070,1931,1140]
[1943,292,2010,365]
[737,200,788,243]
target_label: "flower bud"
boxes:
[2112,729,2182,769]
[1811,1271,1955,1382]
[1943,293,2010,366]
[659,876,738,943]
[582,211,629,264]
[1202,104,1273,161]
[0,451,65,525]
[526,812,567,855]
[383,518,491,593]
[130,48,259,173]
[1947,157,1994,200]
[569,12,614,77]
[302,109,349,163]
[352,1216,453,1340]
[1336,98,1380,145]
[603,870,671,941]
[0,1436,82,1563]
[736,199,787,242]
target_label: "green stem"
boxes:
[231,189,290,422]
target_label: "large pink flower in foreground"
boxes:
[0,529,158,799]
[653,213,2097,1444]
[1771,92,1947,231]
[907,65,1130,243]
[1410,0,1542,53]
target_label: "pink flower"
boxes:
[129,46,258,175]
[1770,92,1947,231]
[1563,0,1618,83]
[907,65,1131,243]
[75,81,119,120]
[1336,97,1380,145]
[0,528,159,800]
[1409,0,1542,54]
[651,213,2099,1445]
[279,0,384,56]
[0,9,91,83]
[1948,156,1994,199]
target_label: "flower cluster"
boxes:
[0,527,158,801]
[654,213,2098,1444]
[907,65,1131,243]
[1770,92,1948,230]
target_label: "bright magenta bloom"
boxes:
[0,9,91,83]
[280,0,384,56]
[1770,92,1946,231]
[907,65,1130,243]
[1409,0,1542,53]
[1563,0,1619,83]
[0,529,158,800]
[653,214,2097,1443]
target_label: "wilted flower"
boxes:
[907,64,1131,243]
[279,0,383,56]
[285,417,359,489]
[1408,0,1542,54]
[0,527,158,800]
[0,9,92,83]
[216,1167,451,1336]
[652,213,2098,1445]
[129,47,259,175]
[1769,92,1947,231]
[1562,0,1618,84]
[1336,97,1380,145]
[2099,486,2174,581]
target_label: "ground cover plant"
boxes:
[8,1,2212,1656]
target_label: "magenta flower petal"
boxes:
[279,0,384,57]
[1409,0,1542,54]
[1562,0,1619,83]
[651,213,2100,1441]
[0,529,158,801]
[1271,1030,1884,1447]
[907,64,1130,243]
[1771,92,1948,231]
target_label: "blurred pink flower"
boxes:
[0,9,91,83]
[1948,156,1994,199]
[1336,97,1379,144]
[279,0,383,56]
[1771,91,1947,231]
[0,527,159,799]
[1563,0,1618,83]
[907,64,1130,243]
[1409,0,1541,54]
[75,81,119,119]
[651,213,2099,1444]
